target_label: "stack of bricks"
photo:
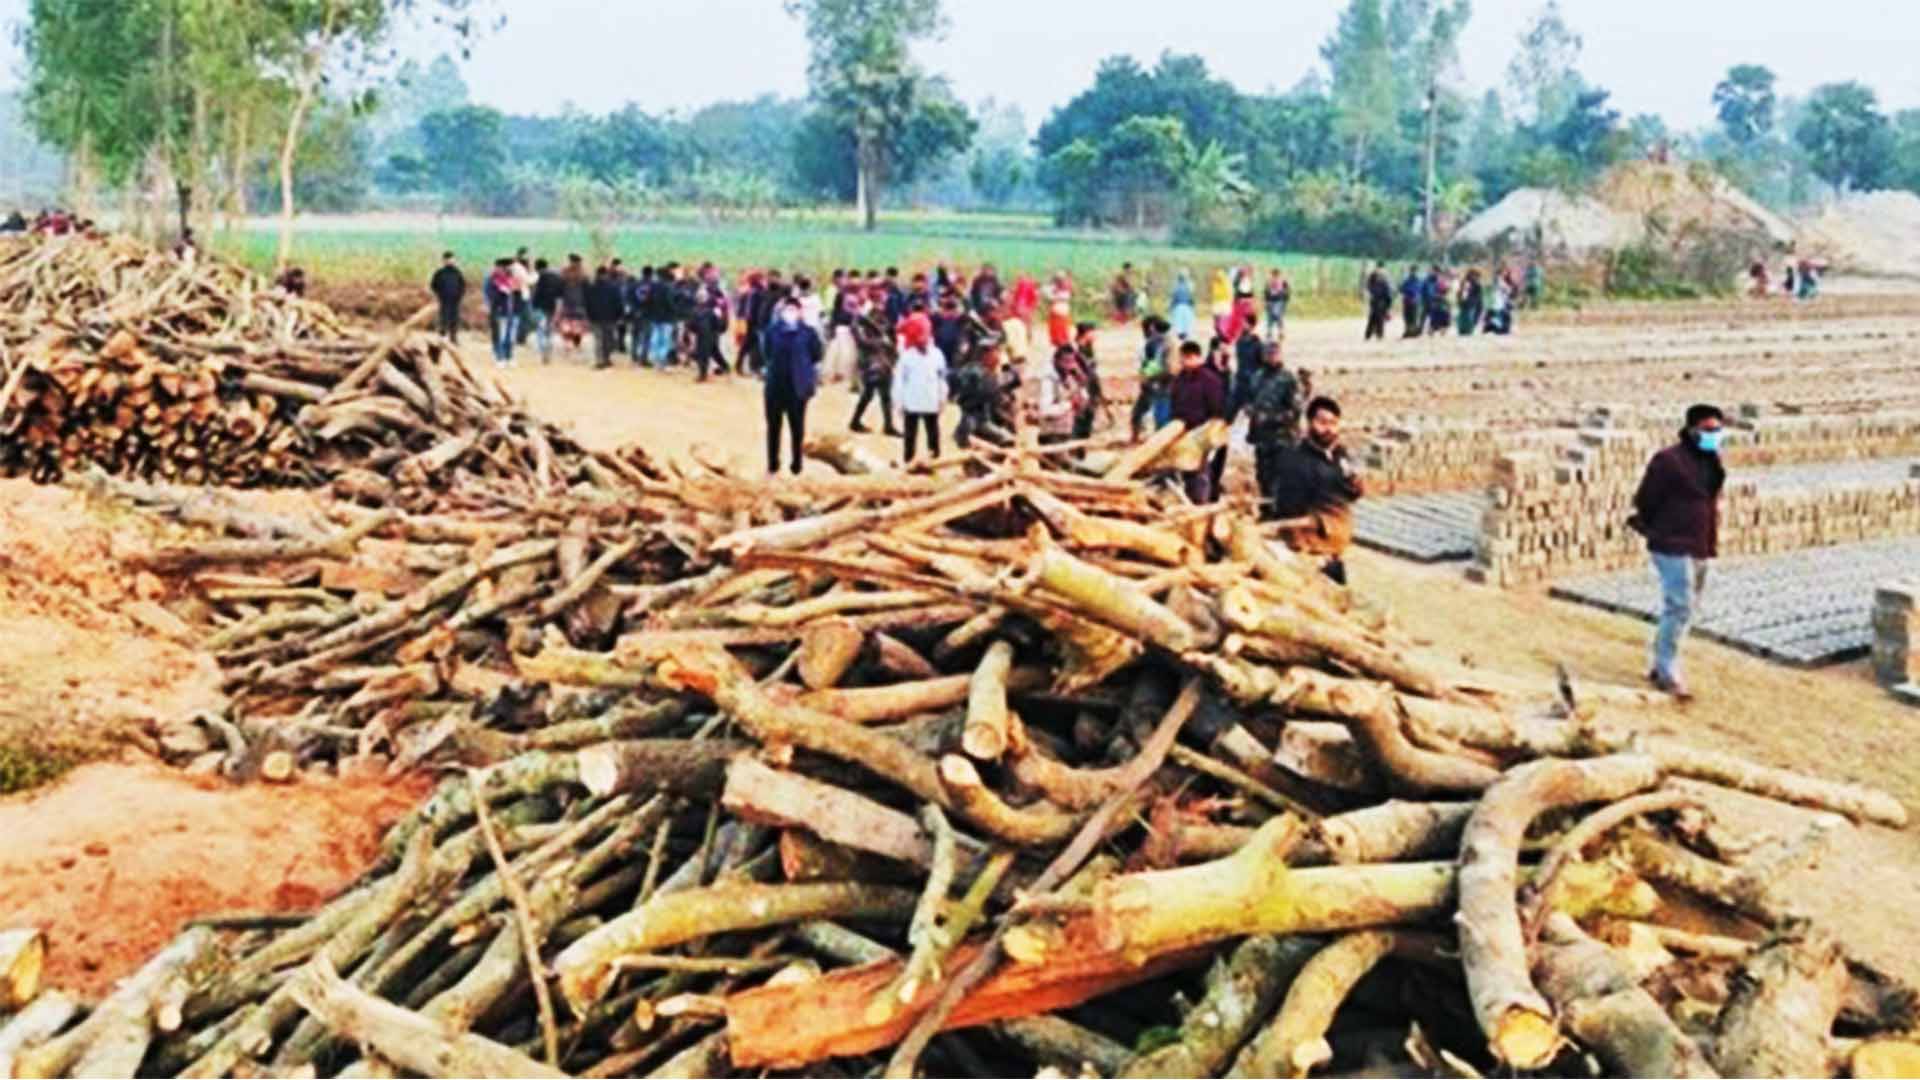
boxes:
[1470,432,1920,587]
[1874,582,1920,707]
[1355,408,1920,499]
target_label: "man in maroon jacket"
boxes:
[1168,340,1227,503]
[1630,404,1728,700]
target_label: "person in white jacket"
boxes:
[891,314,948,463]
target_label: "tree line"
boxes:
[16,0,1920,259]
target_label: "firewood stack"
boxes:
[2,235,1917,1079]
[2,441,1910,1078]
[0,234,596,508]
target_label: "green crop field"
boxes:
[211,211,1373,319]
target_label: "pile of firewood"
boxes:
[2,234,1917,1078]
[0,234,597,506]
[1,436,1913,1078]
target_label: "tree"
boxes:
[1506,0,1583,128]
[1104,114,1190,226]
[1034,53,1243,166]
[419,104,506,210]
[785,0,965,230]
[1398,0,1472,238]
[964,98,1031,208]
[1542,88,1623,172]
[1320,0,1395,175]
[1795,81,1893,192]
[1713,64,1776,147]
[1892,109,1920,194]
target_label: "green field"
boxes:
[212,213,1372,319]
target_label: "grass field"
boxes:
[211,211,1372,318]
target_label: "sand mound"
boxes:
[1456,160,1794,254]
[1797,190,1920,278]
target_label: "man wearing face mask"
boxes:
[1629,404,1728,700]
[1268,397,1365,585]
[763,299,822,476]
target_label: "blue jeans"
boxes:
[633,319,655,364]
[650,321,676,363]
[532,309,553,361]
[1650,552,1708,682]
[490,311,517,362]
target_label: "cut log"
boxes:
[1712,925,1849,1078]
[11,927,215,1080]
[961,640,1016,760]
[1456,755,1662,1070]
[796,618,865,690]
[1532,913,1719,1078]
[1119,935,1321,1078]
[0,992,77,1080]
[1227,930,1445,1079]
[721,755,934,867]
[0,928,45,1011]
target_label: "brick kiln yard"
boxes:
[4,250,1920,1077]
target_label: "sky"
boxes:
[1,0,1916,134]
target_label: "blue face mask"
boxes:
[1695,429,1723,453]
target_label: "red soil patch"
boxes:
[0,760,431,999]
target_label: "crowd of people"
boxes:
[426,251,1366,584]
[1362,260,1542,341]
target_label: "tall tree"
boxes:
[1320,0,1396,175]
[1712,64,1777,147]
[1401,0,1471,238]
[784,0,964,230]
[1506,0,1583,128]
[1794,81,1893,192]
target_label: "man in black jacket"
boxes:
[585,266,624,369]
[1269,397,1364,584]
[429,252,465,342]
[1630,404,1728,700]
[1236,342,1300,518]
[531,258,562,363]
[1363,263,1393,340]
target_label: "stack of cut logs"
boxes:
[0,234,597,508]
[2,235,1917,1079]
[6,440,1914,1079]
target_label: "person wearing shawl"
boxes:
[1169,269,1196,340]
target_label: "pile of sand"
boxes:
[1456,160,1794,254]
[1797,190,1920,278]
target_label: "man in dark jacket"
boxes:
[1236,342,1300,519]
[647,265,681,367]
[429,252,465,342]
[1363,263,1392,340]
[1269,396,1364,585]
[629,267,656,367]
[1399,265,1424,338]
[1072,321,1104,441]
[763,297,822,475]
[1630,404,1728,700]
[586,266,624,368]
[531,258,563,363]
[1168,340,1227,503]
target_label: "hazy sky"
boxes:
[3,0,1916,134]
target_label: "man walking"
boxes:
[1399,264,1424,338]
[429,252,465,342]
[1629,404,1728,700]
[1268,397,1365,585]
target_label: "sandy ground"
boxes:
[487,328,1920,983]
[0,760,428,999]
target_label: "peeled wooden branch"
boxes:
[796,618,865,689]
[1030,544,1206,652]
[1520,788,1698,938]
[798,669,1042,724]
[288,954,566,1079]
[962,640,1016,760]
[1456,754,1661,1071]
[939,755,1088,846]
[0,992,77,1080]
[722,755,933,866]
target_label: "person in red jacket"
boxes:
[1630,404,1728,700]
